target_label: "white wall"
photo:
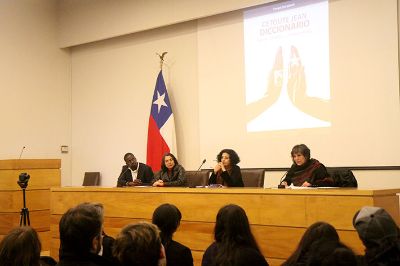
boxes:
[0,0,71,184]
[70,22,199,186]
[1,0,399,188]
[57,0,272,47]
[69,0,400,188]
[197,0,400,168]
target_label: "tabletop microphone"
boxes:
[18,146,26,159]
[118,166,131,179]
[278,170,288,189]
[197,159,206,171]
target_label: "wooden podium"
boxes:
[0,159,61,250]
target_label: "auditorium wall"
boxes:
[1,1,399,188]
[70,21,199,186]
[69,0,400,187]
[0,0,72,184]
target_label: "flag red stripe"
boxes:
[146,116,170,172]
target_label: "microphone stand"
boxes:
[197,159,206,171]
[278,170,288,189]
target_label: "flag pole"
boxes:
[156,52,168,70]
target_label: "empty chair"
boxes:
[241,168,265,187]
[82,172,100,186]
[185,170,211,187]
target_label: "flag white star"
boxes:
[153,91,168,113]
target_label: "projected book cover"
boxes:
[244,0,330,132]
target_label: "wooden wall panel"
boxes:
[0,190,51,212]
[306,195,373,230]
[373,195,400,224]
[50,187,399,264]
[0,169,60,190]
[0,159,60,254]
[0,210,50,234]
[0,159,60,170]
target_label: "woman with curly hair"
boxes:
[209,149,244,187]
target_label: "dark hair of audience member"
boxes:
[0,226,41,266]
[214,204,261,264]
[113,222,162,266]
[59,202,104,256]
[283,221,339,266]
[152,203,181,246]
[216,149,240,165]
[160,153,179,172]
[306,240,357,266]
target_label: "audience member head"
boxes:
[113,222,164,266]
[152,203,182,245]
[124,153,138,169]
[353,206,400,264]
[291,144,311,166]
[306,240,357,266]
[161,153,179,172]
[353,206,399,248]
[59,202,104,257]
[284,221,339,265]
[216,149,240,167]
[214,204,259,249]
[212,204,262,265]
[0,226,41,266]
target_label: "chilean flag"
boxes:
[146,71,177,172]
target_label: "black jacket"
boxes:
[165,240,193,266]
[209,165,244,187]
[117,162,154,187]
[56,251,116,266]
[152,164,186,186]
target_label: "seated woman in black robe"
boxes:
[281,144,333,187]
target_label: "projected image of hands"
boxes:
[287,46,329,121]
[244,0,330,132]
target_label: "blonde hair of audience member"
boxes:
[113,222,166,266]
[0,226,41,266]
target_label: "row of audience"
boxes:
[0,203,399,266]
[118,144,335,188]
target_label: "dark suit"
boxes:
[117,162,154,187]
[56,251,115,266]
